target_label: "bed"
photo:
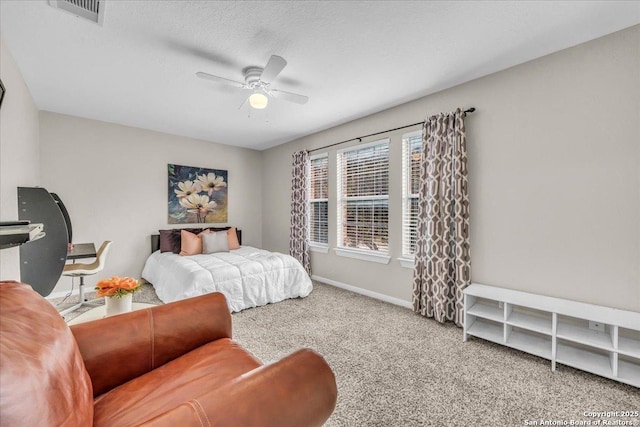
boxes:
[141,228,313,312]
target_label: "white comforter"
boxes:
[141,246,313,312]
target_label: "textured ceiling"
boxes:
[1,1,638,150]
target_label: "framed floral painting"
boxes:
[168,164,228,224]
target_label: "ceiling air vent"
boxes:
[49,0,105,25]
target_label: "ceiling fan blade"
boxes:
[238,96,249,110]
[271,89,309,105]
[260,55,287,84]
[196,72,246,88]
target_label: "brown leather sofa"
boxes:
[0,281,337,426]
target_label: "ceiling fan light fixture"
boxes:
[249,92,268,109]
[196,55,308,109]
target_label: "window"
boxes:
[337,139,389,259]
[402,131,422,258]
[309,154,328,246]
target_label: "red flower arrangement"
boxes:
[95,276,141,298]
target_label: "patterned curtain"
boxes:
[289,150,311,275]
[412,108,470,326]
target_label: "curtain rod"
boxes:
[309,107,475,153]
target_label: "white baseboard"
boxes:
[311,275,413,309]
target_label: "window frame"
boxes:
[309,153,329,251]
[400,130,422,264]
[335,138,391,264]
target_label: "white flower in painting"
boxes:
[197,173,227,196]
[179,194,217,214]
[174,180,201,198]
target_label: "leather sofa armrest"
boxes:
[138,348,338,427]
[71,292,231,397]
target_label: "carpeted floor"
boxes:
[53,281,639,426]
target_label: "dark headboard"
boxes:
[151,227,242,253]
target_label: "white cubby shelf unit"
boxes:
[463,283,640,388]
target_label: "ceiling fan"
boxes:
[196,55,309,110]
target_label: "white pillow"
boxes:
[202,231,229,254]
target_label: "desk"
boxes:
[67,243,96,260]
[67,303,157,325]
[0,223,45,250]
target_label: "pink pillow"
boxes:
[227,227,240,250]
[179,229,211,256]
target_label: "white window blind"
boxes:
[309,154,328,245]
[402,132,422,257]
[337,140,389,253]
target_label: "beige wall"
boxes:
[0,34,40,280]
[262,25,640,312]
[3,25,638,310]
[40,112,263,295]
